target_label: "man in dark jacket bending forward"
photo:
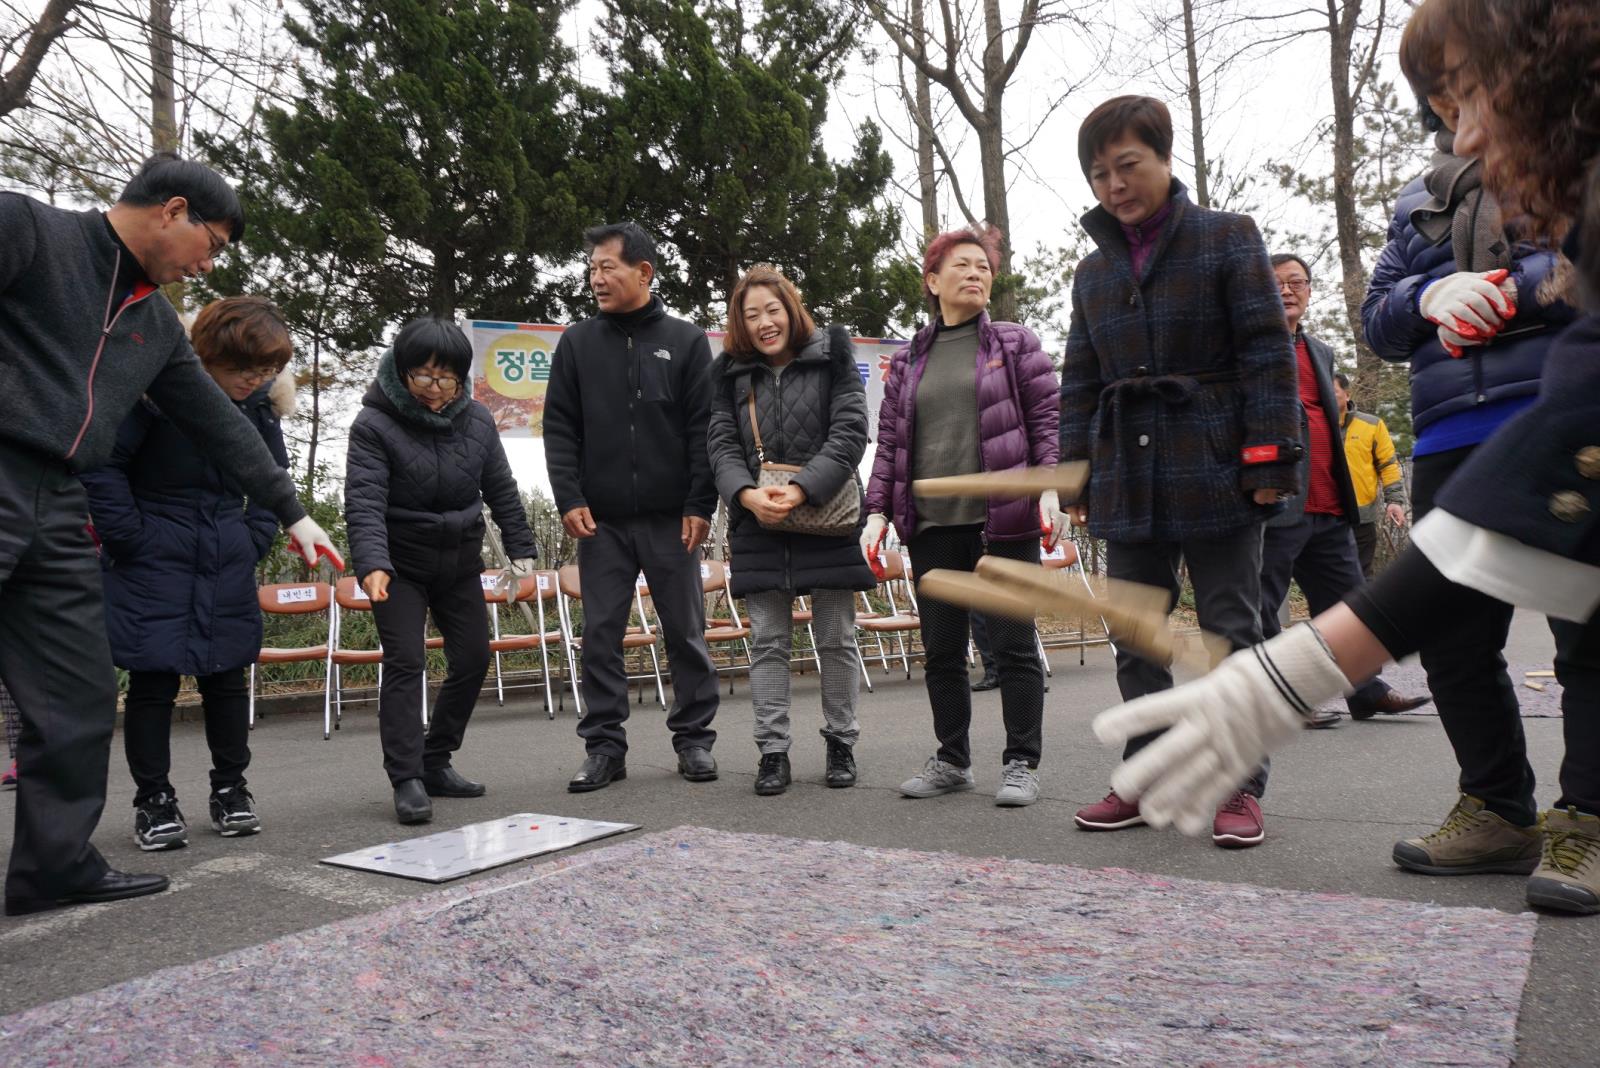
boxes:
[0,154,339,915]
[544,222,720,791]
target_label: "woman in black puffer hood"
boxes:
[344,317,537,825]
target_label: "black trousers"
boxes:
[1378,444,1600,825]
[0,441,115,903]
[1353,521,1378,579]
[575,514,719,759]
[1107,527,1269,796]
[1260,513,1391,709]
[124,668,251,805]
[907,527,1043,768]
[370,566,490,786]
[1349,545,1600,820]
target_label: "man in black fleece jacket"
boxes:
[0,155,338,915]
[544,222,720,790]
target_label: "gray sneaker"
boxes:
[899,756,976,798]
[995,760,1040,807]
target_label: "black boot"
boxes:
[824,737,857,788]
[754,752,791,796]
[393,778,433,825]
[971,670,1000,692]
[422,766,486,798]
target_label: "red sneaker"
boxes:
[1213,790,1265,848]
[1,760,15,790]
[1074,790,1146,831]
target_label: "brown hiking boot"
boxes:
[1526,808,1600,915]
[1392,794,1541,876]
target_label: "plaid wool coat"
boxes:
[1060,181,1301,543]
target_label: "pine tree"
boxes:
[591,0,913,333]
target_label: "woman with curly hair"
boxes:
[1093,0,1600,915]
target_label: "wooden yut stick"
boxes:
[953,556,1215,670]
[912,462,1090,503]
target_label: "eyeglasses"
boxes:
[408,371,462,394]
[188,212,228,259]
[235,366,280,384]
[1278,279,1310,293]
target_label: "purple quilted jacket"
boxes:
[865,314,1060,542]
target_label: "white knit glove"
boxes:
[1092,624,1350,836]
[509,557,537,580]
[1039,490,1068,551]
[286,516,344,571]
[860,513,888,560]
[1420,269,1516,347]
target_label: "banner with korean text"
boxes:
[467,319,907,441]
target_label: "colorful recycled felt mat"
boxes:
[0,827,1535,1066]
[1319,661,1563,717]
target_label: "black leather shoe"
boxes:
[754,752,791,796]
[393,778,433,824]
[677,746,719,782]
[824,737,857,788]
[422,766,486,798]
[568,753,626,793]
[5,869,170,916]
[971,671,1000,692]
[1348,690,1431,719]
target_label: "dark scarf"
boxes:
[1409,130,1510,272]
[375,347,470,430]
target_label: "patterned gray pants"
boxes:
[743,588,861,754]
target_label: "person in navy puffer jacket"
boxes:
[1357,18,1582,877]
[82,296,295,852]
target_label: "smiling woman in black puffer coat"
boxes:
[706,265,875,798]
[344,317,538,825]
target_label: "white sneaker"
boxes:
[899,756,976,798]
[995,760,1040,807]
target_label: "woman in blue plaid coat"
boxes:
[1061,96,1301,848]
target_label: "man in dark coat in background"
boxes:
[543,222,721,792]
[1259,254,1428,728]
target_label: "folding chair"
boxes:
[556,564,667,714]
[251,581,333,736]
[1041,537,1115,664]
[692,559,751,694]
[329,576,384,736]
[482,568,564,718]
[856,548,921,679]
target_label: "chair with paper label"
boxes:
[691,559,751,694]
[480,568,565,718]
[329,576,384,737]
[252,581,334,736]
[555,564,667,716]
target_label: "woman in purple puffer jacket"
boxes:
[864,223,1063,808]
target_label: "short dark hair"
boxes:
[1334,372,1350,389]
[118,152,245,243]
[583,221,657,268]
[1270,253,1312,282]
[392,316,472,381]
[1077,95,1173,177]
[191,296,292,372]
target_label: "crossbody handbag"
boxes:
[745,376,861,538]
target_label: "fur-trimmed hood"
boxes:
[268,370,296,418]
